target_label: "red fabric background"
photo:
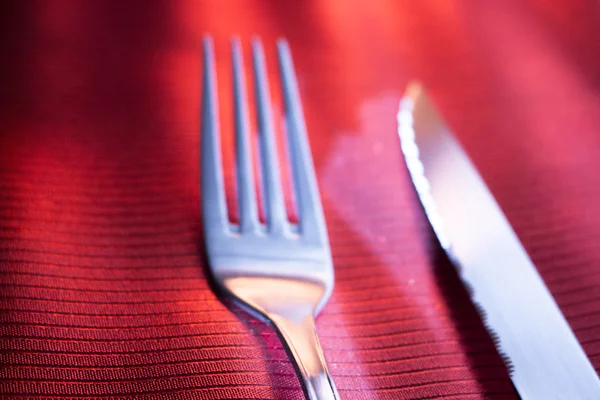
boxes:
[1,0,599,398]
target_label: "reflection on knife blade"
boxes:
[397,82,600,400]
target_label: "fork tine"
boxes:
[232,38,259,233]
[252,38,287,234]
[201,36,228,232]
[277,39,326,240]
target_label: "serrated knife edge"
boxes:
[398,82,600,400]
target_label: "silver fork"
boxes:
[201,36,340,400]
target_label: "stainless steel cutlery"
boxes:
[398,82,600,399]
[201,36,339,400]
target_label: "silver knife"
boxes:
[398,82,600,399]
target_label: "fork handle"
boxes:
[270,314,340,400]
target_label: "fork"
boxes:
[201,36,340,400]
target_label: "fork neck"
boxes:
[269,313,340,400]
[221,276,339,400]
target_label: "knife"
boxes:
[398,82,600,399]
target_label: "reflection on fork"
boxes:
[201,36,340,400]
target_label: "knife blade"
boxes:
[397,82,600,400]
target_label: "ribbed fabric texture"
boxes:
[1,1,599,399]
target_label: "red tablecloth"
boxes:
[1,1,599,398]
